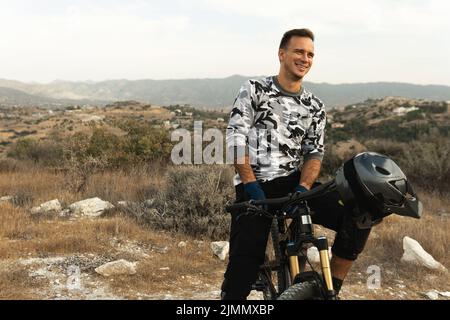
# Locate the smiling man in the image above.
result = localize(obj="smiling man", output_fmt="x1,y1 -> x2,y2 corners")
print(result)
222,29 -> 368,300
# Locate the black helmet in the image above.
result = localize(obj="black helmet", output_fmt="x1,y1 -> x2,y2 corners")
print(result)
335,152 -> 422,228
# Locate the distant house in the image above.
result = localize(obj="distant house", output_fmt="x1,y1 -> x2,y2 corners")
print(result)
185,112 -> 193,117
393,106 -> 418,116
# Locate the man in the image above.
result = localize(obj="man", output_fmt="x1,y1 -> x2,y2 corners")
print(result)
222,28 -> 371,300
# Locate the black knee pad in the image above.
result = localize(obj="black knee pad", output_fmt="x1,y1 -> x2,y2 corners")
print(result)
332,217 -> 372,261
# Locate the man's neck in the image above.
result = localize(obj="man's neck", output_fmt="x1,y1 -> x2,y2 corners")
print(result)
276,71 -> 302,94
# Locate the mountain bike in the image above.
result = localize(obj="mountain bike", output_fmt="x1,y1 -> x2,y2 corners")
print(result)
226,180 -> 338,300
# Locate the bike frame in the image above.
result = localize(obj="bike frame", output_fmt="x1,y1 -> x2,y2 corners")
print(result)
227,180 -> 338,300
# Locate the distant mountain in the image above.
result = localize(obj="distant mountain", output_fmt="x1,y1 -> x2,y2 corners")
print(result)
0,86 -> 62,106
1,76 -> 450,109
0,85 -> 108,108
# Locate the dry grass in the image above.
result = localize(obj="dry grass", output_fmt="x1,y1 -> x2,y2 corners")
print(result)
0,266 -> 46,299
109,236 -> 224,298
0,163 -> 448,299
0,202 -> 162,259
0,164 -> 165,207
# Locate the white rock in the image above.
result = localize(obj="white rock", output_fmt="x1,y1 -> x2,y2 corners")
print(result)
31,199 -> 62,215
177,241 -> 187,248
95,259 -> 137,277
210,241 -> 229,261
438,291 -> 450,298
307,246 -> 332,264
143,199 -> 155,207
69,197 -> 114,217
401,236 -> 447,271
0,195 -> 13,203
424,291 -> 439,300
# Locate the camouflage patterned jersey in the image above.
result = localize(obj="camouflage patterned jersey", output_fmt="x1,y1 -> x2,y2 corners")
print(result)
226,76 -> 326,185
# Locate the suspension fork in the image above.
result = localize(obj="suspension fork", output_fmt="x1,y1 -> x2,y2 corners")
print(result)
315,236 -> 337,299
284,218 -> 301,281
288,256 -> 300,280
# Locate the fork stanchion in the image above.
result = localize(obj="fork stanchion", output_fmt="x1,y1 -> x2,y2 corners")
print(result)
289,255 -> 300,280
316,237 -> 334,292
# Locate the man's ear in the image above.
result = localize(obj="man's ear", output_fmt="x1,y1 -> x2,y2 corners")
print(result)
278,48 -> 284,63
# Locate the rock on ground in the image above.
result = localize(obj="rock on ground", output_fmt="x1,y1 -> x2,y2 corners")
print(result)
69,197 -> 114,217
31,199 -> 62,215
210,241 -> 229,261
95,259 -> 137,277
401,236 -> 447,271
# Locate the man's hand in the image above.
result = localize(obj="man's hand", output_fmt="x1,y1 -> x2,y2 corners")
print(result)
243,181 -> 266,201
294,184 -> 309,193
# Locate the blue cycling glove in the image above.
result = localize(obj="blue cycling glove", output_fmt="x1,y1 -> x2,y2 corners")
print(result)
243,181 -> 266,201
294,185 -> 309,193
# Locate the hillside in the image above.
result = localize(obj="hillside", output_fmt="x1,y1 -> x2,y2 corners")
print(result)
1,76 -> 450,108
327,96 -> 450,142
0,101 -> 227,157
0,96 -> 449,300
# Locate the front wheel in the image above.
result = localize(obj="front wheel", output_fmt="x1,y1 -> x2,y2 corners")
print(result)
277,280 -> 325,300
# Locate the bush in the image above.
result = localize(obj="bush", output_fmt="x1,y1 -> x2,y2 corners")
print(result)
7,138 -> 64,167
7,122 -> 174,170
399,134 -> 450,191
141,165 -> 235,240
363,134 -> 450,192
320,145 -> 344,177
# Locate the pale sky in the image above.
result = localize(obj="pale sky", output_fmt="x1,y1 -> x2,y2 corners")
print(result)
1,0 -> 449,85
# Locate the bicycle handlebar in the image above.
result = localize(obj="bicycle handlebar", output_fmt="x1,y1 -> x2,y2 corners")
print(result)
225,180 -> 336,212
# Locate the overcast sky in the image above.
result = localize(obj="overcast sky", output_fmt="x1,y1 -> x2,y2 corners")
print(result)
1,0 -> 449,85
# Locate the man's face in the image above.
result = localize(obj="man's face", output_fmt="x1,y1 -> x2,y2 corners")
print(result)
278,36 -> 314,80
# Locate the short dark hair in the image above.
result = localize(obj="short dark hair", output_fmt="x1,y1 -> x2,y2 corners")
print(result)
279,28 -> 314,49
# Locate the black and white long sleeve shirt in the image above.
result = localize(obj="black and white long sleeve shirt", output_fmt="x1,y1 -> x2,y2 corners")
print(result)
226,76 -> 326,186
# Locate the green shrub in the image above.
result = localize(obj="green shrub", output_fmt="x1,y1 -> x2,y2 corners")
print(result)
140,165 -> 235,240
7,121 -> 174,170
7,138 -> 64,166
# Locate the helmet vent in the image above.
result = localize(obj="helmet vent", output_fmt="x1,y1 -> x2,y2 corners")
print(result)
375,166 -> 390,175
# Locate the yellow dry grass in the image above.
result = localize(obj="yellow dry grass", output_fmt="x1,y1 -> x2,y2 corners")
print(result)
0,166 -> 448,299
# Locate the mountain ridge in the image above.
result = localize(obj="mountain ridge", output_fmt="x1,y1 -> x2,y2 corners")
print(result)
1,76 -> 449,109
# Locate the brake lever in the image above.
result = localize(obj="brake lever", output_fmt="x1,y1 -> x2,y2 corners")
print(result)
236,204 -> 273,221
